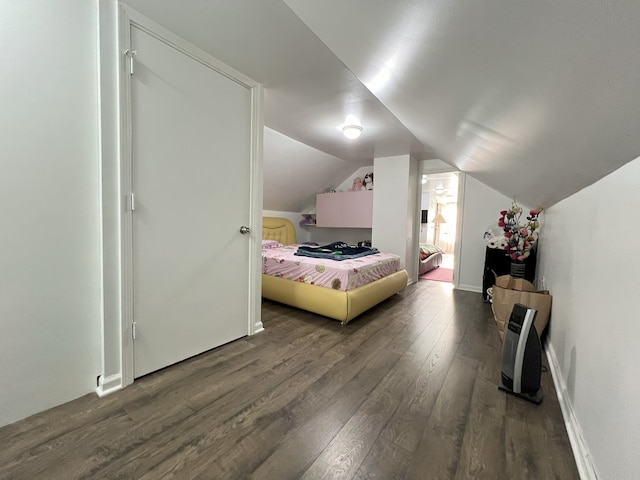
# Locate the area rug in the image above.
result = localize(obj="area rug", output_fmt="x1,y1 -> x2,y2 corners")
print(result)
419,267 -> 453,283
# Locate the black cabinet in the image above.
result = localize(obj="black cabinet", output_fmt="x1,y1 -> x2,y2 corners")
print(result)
482,246 -> 536,301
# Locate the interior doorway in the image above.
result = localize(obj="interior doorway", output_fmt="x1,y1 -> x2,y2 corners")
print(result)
419,172 -> 459,283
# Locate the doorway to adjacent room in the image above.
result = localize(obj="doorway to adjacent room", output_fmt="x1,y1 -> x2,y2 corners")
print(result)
419,172 -> 459,283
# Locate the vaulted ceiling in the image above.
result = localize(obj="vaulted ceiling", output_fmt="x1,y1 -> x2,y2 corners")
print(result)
123,0 -> 640,212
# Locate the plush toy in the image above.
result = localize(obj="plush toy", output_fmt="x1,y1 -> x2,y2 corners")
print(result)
299,214 -> 315,227
350,176 -> 364,191
363,172 -> 373,190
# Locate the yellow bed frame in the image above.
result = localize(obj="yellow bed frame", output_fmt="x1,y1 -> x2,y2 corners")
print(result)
262,217 -> 408,323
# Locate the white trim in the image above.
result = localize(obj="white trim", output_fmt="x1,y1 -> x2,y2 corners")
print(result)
96,0 -> 106,395
546,342 -> 599,480
418,166 -> 462,288
410,156 -> 422,284
120,5 -> 257,89
418,159 -> 458,176
452,171 -> 465,290
249,84 -> 265,336
456,283 -> 483,294
98,0 -> 125,396
95,374 -> 123,398
119,5 -> 135,388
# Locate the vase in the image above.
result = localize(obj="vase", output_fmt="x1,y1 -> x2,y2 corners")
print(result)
510,261 -> 526,279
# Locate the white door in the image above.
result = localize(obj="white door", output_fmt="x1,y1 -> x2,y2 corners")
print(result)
130,25 -> 252,378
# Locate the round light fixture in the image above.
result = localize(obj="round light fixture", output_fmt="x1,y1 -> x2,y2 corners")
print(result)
342,124 -> 363,139
341,114 -> 363,140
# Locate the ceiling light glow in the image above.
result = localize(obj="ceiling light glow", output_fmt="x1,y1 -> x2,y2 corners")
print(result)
341,114 -> 363,140
343,125 -> 363,139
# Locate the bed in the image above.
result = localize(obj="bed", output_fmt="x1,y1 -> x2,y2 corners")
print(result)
419,244 -> 443,275
261,217 -> 408,323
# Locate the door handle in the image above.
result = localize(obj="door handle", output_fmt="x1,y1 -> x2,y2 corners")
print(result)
239,226 -> 251,234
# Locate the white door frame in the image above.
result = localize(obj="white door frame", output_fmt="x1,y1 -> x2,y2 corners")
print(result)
96,4 -> 263,395
417,163 -> 464,290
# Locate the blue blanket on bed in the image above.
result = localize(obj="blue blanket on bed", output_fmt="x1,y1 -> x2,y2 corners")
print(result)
294,242 -> 378,261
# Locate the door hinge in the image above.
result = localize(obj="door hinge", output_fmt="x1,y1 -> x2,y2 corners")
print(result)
124,49 -> 137,75
130,192 -> 135,212
132,322 -> 137,340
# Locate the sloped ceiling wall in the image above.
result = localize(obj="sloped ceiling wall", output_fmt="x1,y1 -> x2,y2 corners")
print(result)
284,0 -> 640,208
123,0 -> 640,212
263,127 -> 371,212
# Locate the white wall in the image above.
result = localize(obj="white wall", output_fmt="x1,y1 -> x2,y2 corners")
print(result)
263,210 -> 310,243
457,175 -> 513,292
335,165 -> 374,192
419,158 -> 454,173
406,156 -> 420,282
538,156 -> 640,480
0,0 -> 102,426
372,155 -> 416,275
98,0 -> 123,396
308,228 -> 371,246
419,189 -> 430,244
262,210 -> 371,246
263,127 -> 362,213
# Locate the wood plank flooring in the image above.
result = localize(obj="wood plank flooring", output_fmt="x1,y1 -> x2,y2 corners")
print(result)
0,281 -> 580,479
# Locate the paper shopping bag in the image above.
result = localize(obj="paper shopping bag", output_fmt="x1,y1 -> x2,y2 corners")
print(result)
491,275 -> 552,340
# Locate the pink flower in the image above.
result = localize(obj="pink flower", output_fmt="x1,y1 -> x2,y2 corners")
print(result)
530,209 -> 538,216
498,219 -> 505,227
517,255 -> 526,262
500,210 -> 508,216
504,232 -> 512,238
520,228 -> 528,236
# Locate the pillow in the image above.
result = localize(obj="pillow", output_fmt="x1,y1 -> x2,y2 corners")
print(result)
262,239 -> 282,249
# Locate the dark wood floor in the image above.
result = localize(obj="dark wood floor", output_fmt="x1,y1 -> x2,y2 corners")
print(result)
0,280 -> 579,479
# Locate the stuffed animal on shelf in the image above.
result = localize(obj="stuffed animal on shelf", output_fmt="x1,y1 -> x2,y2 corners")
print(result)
350,176 -> 365,191
363,172 -> 373,190
299,214 -> 316,227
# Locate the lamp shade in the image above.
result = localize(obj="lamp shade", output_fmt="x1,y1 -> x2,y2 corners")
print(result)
432,213 -> 446,224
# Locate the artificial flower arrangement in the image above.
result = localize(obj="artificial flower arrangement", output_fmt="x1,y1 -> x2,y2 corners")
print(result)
497,202 -> 542,262
484,201 -> 542,262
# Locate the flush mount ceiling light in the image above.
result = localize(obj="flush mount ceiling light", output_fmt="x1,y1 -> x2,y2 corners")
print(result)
343,124 -> 363,139
341,114 -> 363,140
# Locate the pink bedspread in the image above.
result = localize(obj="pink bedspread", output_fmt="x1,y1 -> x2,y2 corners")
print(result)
262,244 -> 400,291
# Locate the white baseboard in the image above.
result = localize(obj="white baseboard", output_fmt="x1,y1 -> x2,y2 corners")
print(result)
253,321 -> 264,335
456,283 -> 483,293
545,342 -> 599,480
95,374 -> 123,398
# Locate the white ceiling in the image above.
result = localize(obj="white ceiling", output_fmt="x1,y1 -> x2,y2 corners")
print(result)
122,0 -> 640,211
422,172 -> 458,198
